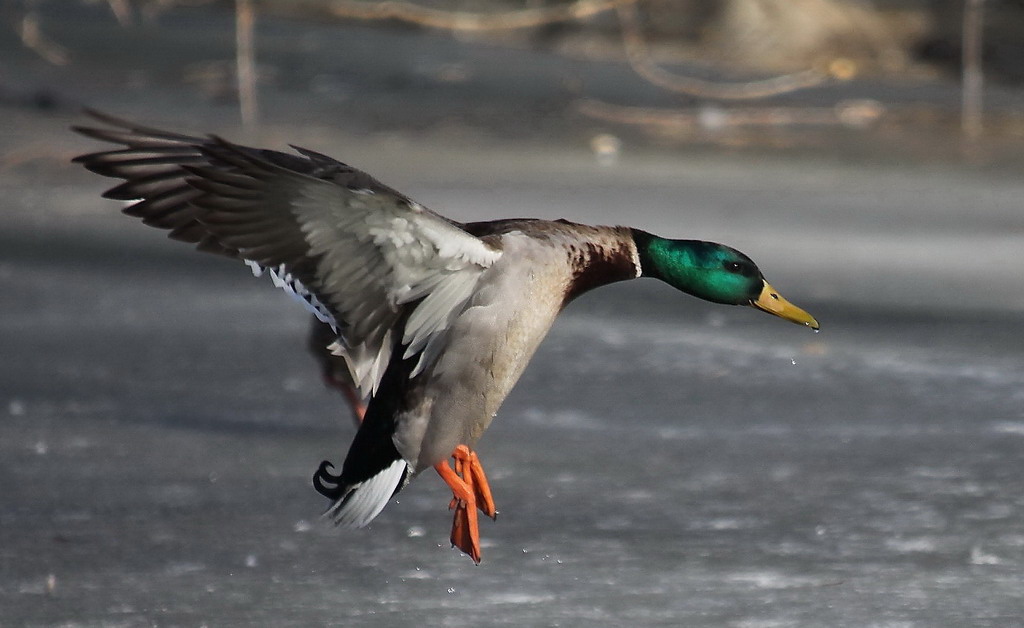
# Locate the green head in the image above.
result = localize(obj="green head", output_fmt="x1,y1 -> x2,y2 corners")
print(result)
631,230 -> 818,329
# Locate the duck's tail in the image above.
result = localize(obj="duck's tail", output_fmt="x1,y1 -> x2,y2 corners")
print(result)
314,458 -> 410,528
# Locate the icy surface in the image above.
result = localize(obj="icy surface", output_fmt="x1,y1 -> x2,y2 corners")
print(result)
3,6 -> 1024,623
4,149 -> 1024,627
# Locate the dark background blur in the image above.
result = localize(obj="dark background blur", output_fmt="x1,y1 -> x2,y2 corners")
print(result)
3,0 -> 1024,162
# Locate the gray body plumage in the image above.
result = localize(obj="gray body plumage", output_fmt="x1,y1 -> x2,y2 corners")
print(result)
392,221 -> 639,473
72,113 -> 641,528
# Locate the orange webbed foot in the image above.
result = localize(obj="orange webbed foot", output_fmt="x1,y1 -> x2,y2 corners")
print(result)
433,445 -> 497,563
324,372 -> 494,561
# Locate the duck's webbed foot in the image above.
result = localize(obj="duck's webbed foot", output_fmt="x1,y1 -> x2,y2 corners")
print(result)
433,445 -> 497,563
312,460 -> 345,500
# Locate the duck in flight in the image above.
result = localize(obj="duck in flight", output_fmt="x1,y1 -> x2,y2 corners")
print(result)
73,112 -> 818,563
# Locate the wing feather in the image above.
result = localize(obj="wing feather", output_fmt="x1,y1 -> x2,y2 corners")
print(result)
74,112 -> 502,394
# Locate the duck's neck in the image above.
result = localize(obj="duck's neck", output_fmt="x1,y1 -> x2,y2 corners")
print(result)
631,229 -> 713,297
563,224 -> 641,303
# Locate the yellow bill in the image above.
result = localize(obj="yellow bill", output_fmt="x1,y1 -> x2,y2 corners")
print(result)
750,281 -> 819,330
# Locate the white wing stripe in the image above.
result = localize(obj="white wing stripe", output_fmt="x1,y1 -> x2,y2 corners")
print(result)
244,260 -> 336,328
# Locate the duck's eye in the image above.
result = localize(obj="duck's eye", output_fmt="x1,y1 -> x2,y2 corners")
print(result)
724,261 -> 743,273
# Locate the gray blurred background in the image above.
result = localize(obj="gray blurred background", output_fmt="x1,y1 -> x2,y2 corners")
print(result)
3,1 -> 1024,626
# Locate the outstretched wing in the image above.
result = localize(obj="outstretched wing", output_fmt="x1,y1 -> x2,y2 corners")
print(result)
73,112 -> 502,394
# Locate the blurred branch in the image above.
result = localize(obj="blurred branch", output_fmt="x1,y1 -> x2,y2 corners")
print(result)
321,0 -> 829,100
17,9 -> 68,65
613,0 -> 829,100
961,0 -> 984,140
578,98 -> 884,131
105,0 -> 134,26
236,0 -> 258,127
0,142 -> 80,170
31,0 -> 837,128
320,0 -> 636,31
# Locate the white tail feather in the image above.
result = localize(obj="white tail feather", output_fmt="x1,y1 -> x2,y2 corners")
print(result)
326,459 -> 408,528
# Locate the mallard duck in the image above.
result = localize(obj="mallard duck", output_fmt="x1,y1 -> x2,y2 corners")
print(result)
73,112 -> 818,563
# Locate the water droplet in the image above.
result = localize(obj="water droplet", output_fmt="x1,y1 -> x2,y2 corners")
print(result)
791,359 -> 797,366
245,554 -> 258,568
446,587 -> 456,594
